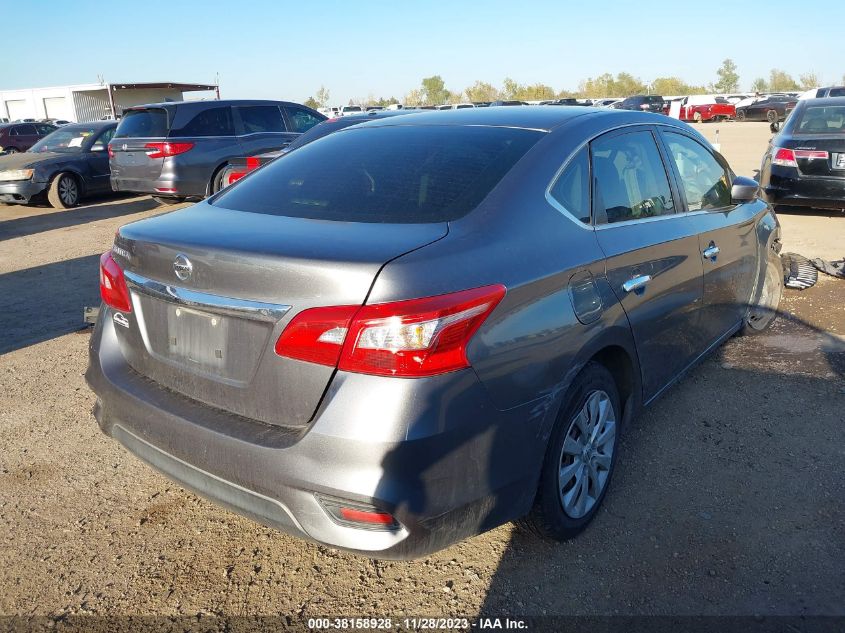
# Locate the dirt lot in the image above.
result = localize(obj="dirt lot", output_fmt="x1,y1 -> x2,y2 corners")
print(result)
0,122 -> 843,627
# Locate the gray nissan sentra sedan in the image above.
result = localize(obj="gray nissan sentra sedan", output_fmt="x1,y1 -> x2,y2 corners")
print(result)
86,107 -> 783,559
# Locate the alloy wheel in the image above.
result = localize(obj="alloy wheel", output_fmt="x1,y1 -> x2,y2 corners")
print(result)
59,176 -> 78,206
558,389 -> 616,519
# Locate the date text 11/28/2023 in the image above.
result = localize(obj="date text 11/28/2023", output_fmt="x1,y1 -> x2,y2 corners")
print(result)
306,617 -> 528,630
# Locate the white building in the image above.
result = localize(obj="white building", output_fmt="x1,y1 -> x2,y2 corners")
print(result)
0,81 -> 218,123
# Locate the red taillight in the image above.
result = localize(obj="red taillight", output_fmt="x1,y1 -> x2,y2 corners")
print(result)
274,305 -> 358,366
227,170 -> 247,185
274,285 -> 506,377
143,142 -> 194,159
99,252 -> 131,312
107,143 -> 115,158
772,147 -> 797,167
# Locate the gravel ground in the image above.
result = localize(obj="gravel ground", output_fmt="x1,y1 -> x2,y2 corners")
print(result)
0,122 -> 843,626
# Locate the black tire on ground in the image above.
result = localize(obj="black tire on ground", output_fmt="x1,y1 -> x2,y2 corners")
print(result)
518,362 -> 622,541
210,167 -> 227,197
766,109 -> 778,124
47,172 -> 80,209
693,111 -> 703,123
741,247 -> 783,335
151,196 -> 187,206
4,147 -> 19,154
736,110 -> 746,122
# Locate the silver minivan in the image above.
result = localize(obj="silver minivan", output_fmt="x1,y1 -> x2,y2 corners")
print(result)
109,99 -> 325,204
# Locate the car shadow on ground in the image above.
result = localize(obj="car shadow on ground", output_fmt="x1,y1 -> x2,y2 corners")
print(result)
0,254 -> 101,354
0,195 -> 160,242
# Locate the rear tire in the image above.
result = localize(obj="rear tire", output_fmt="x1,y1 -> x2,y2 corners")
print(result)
766,109 -> 778,124
4,147 -> 19,154
518,362 -> 621,541
736,110 -> 746,122
741,248 -> 783,335
209,167 -> 226,196
47,172 -> 80,209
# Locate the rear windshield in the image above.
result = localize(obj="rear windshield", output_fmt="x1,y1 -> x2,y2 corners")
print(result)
794,105 -> 845,134
114,108 -> 168,138
213,125 -> 543,223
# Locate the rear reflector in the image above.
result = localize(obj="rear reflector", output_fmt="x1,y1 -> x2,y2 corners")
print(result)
144,142 -> 194,159
316,496 -> 399,530
154,187 -> 178,193
275,285 -> 506,377
339,507 -> 396,525
107,144 -> 115,158
772,147 -> 798,167
99,252 -> 131,312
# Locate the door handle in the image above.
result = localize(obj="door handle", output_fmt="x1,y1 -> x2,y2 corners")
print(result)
622,275 -> 652,293
702,245 -> 720,259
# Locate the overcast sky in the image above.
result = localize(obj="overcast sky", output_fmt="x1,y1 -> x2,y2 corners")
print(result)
3,0 -> 843,103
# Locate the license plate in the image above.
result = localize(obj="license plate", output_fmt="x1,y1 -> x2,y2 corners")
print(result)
166,305 -> 228,369
834,153 -> 845,170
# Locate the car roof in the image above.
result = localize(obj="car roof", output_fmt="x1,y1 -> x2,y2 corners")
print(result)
802,96 -> 845,106
348,105 -> 650,132
123,99 -> 306,110
62,120 -> 117,130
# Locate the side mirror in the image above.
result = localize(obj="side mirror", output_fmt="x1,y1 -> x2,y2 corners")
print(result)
731,176 -> 759,203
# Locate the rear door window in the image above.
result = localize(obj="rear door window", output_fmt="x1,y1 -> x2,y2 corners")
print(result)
591,130 -> 676,225
115,108 -> 169,138
213,125 -> 543,223
236,106 -> 286,134
663,132 -> 732,210
170,107 -> 234,137
284,107 -> 324,133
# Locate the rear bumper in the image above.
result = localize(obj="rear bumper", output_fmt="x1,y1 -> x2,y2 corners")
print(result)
110,176 -> 206,199
763,170 -> 845,210
85,307 -> 546,559
0,180 -> 48,204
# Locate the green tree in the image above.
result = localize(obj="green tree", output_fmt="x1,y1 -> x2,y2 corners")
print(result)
769,69 -> 799,92
713,59 -> 740,93
303,97 -> 320,110
404,88 -> 424,106
464,81 -> 499,102
651,77 -> 707,96
799,72 -> 820,90
579,72 -> 646,98
315,85 -> 330,107
421,75 -> 451,105
501,77 -> 522,100
519,83 -> 556,101
750,77 -> 769,93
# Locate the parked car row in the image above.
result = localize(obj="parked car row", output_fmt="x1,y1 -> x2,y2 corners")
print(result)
0,121 -> 57,154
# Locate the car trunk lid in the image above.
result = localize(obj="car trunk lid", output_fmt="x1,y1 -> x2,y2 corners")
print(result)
109,106 -> 174,187
111,202 -> 448,427
784,136 -> 845,178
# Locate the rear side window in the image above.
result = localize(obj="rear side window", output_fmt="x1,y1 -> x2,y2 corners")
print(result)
284,107 -> 323,133
828,88 -> 845,97
549,147 -> 590,223
170,107 -> 234,137
663,132 -> 731,210
213,125 -> 543,223
591,130 -> 675,225
237,106 -> 285,134
114,108 -> 168,138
